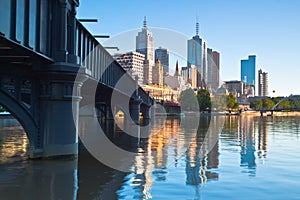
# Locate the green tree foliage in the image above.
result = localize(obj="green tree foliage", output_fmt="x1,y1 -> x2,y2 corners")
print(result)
179,88 -> 198,111
226,94 -> 239,110
261,98 -> 275,109
197,89 -> 211,111
251,97 -> 300,110
211,96 -> 227,111
250,99 -> 263,109
277,100 -> 291,109
271,97 -> 282,105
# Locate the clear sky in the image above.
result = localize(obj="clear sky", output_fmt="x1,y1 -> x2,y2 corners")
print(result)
77,0 -> 300,96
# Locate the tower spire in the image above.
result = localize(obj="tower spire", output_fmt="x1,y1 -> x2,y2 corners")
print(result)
174,60 -> 179,76
196,15 -> 199,36
143,16 -> 147,28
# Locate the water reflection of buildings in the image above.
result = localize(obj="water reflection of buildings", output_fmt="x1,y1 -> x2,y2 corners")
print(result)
117,117 -> 220,198
123,119 -> 181,199
238,116 -> 269,176
185,116 -> 219,185
239,116 -> 256,172
258,118 -> 268,159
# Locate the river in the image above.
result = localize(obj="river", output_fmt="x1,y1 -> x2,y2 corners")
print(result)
0,115 -> 300,200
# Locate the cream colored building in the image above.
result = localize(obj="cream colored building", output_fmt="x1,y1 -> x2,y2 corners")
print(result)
152,60 -> 163,86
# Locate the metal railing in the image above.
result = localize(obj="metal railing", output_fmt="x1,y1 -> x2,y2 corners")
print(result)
75,19 -> 153,105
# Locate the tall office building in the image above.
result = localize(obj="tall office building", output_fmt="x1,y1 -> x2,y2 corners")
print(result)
207,48 -> 213,90
136,16 -> 154,84
136,16 -> 154,65
212,51 -> 220,90
155,47 -> 169,75
258,69 -> 268,96
206,48 -> 220,91
187,21 -> 207,87
114,51 -> 145,85
241,55 -> 256,87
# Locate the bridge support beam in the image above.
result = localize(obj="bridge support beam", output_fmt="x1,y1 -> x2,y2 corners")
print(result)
129,97 -> 142,124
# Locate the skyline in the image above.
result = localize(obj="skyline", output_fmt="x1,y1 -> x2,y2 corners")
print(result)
77,0 -> 300,96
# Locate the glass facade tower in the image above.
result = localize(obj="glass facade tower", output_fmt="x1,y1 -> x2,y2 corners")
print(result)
187,35 -> 207,85
241,55 -> 256,87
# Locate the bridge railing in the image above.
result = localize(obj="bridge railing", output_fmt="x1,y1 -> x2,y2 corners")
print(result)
75,20 -> 152,105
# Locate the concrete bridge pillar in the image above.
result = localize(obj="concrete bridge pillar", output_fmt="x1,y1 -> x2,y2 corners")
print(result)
36,64 -> 85,158
129,97 -> 142,124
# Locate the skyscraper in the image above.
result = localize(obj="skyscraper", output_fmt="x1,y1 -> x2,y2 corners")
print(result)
241,55 -> 256,87
258,69 -> 268,96
155,47 -> 169,75
212,51 -> 220,90
187,21 -> 207,87
136,16 -> 154,65
136,16 -> 154,84
201,48 -> 220,91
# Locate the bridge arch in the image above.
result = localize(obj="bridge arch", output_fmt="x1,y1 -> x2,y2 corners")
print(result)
272,95 -> 300,110
0,90 -> 38,152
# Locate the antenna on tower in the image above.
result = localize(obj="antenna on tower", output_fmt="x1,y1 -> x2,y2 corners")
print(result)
196,15 -> 199,36
143,16 -> 147,28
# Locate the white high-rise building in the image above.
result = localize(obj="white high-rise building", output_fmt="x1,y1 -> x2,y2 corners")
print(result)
114,51 -> 145,85
258,69 -> 268,97
136,16 -> 154,84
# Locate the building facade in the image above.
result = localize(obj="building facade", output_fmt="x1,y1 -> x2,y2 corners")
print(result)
224,80 -> 245,97
152,60 -> 164,86
241,55 -> 256,87
258,69 -> 268,96
114,51 -> 145,85
190,65 -> 198,88
212,51 -> 220,90
155,47 -> 169,75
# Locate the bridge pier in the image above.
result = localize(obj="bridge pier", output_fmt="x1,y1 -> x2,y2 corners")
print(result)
129,97 -> 142,124
34,64 -> 84,158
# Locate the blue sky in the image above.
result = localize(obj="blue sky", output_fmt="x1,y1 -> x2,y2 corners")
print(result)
77,0 -> 300,96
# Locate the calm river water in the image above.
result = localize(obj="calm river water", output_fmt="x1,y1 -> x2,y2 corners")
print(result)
0,115 -> 300,200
